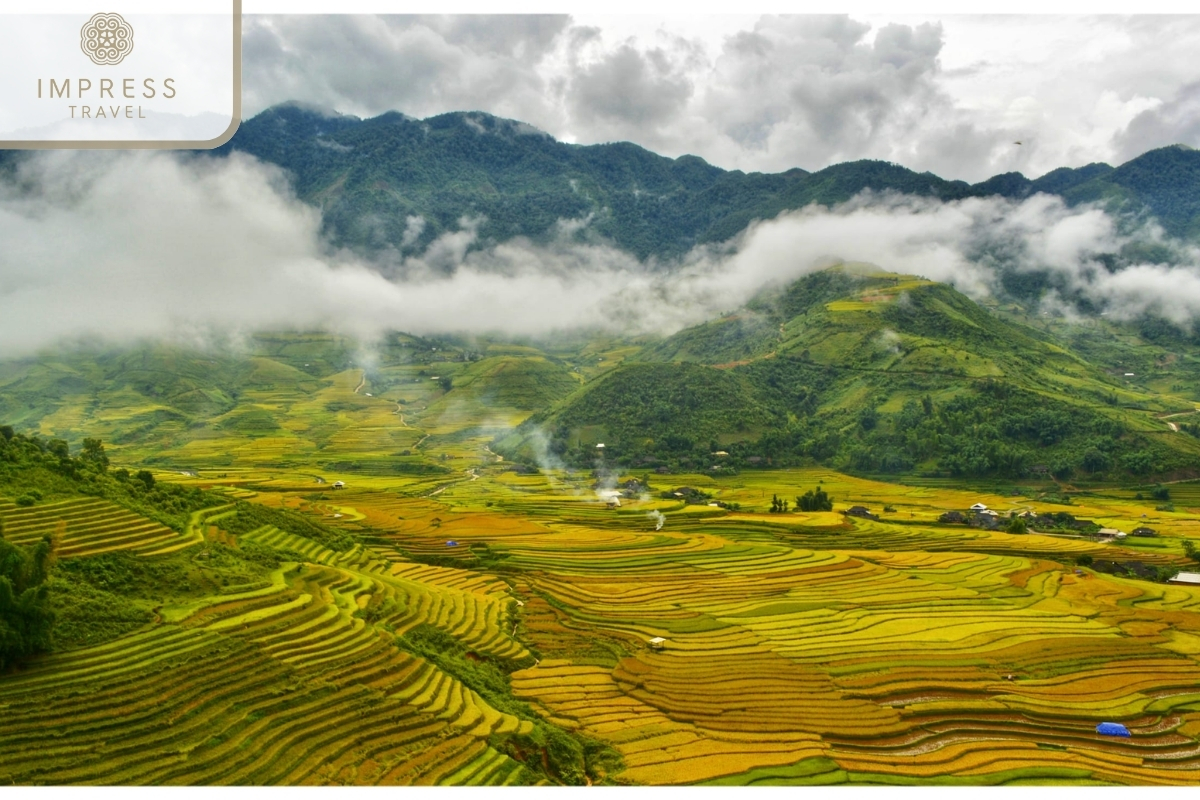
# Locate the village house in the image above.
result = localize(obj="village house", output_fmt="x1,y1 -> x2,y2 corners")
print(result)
846,506 -> 878,520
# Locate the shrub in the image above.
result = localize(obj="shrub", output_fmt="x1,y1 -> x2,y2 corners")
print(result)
15,494 -> 36,507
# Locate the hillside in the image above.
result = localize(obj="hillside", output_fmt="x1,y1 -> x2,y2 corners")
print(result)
503,266 -> 1200,480
213,104 -> 1200,260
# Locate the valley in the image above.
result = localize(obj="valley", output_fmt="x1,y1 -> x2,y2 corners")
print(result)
4,267 -> 1200,785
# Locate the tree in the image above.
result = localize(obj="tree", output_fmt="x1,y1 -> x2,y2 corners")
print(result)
135,470 -> 155,490
1082,448 -> 1110,473
80,438 -> 109,471
1006,515 -> 1027,534
0,534 -> 57,671
1184,540 -> 1199,563
797,487 -> 833,512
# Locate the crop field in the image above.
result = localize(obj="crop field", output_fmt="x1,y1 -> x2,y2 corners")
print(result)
21,460 -> 1180,786
0,498 -> 201,558
5,331 -> 1200,786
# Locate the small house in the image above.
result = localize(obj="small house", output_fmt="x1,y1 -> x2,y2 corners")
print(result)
606,495 -> 621,508
445,540 -> 459,547
1131,527 -> 1157,537
846,506 -> 878,520
1168,572 -> 1200,586
1096,722 -> 1131,737
970,503 -> 988,511
648,637 -> 666,650
595,443 -> 605,449
332,480 -> 345,489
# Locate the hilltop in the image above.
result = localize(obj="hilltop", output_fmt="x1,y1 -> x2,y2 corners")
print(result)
500,266 -> 1200,480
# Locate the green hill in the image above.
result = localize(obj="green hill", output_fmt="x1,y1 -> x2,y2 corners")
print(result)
502,266 -> 1200,480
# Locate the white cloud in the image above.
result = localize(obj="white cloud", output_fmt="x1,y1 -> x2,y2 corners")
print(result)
238,14 -> 1200,182
3,151 -> 1199,358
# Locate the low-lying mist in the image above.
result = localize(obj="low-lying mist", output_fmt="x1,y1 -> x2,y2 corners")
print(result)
1,150 -> 1198,358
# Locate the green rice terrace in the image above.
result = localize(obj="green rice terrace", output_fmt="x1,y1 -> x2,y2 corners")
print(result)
5,268 -> 1200,785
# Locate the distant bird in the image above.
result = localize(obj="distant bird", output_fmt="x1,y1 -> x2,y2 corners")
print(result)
1014,141 -> 1023,145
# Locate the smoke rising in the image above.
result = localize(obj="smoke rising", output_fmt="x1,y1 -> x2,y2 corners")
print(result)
2,150 -> 1199,358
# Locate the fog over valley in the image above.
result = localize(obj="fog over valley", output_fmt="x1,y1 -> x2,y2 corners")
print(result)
1,142 -> 1200,356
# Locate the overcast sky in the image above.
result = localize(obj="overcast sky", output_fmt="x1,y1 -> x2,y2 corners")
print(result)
240,14 -> 1200,183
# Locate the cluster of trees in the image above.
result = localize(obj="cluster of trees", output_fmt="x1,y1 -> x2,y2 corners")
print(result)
0,426 -> 218,532
767,487 -> 832,514
0,521 -> 56,671
797,486 -> 833,511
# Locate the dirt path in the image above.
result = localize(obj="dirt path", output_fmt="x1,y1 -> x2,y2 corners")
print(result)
394,403 -> 411,427
1168,421 -> 1179,432
484,446 -> 503,463
353,371 -> 366,394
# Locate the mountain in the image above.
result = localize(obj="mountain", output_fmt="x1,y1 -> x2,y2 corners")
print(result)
499,265 -> 1200,480
216,104 -> 1200,260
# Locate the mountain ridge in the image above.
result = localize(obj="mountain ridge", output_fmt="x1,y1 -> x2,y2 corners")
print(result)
215,103 -> 1200,260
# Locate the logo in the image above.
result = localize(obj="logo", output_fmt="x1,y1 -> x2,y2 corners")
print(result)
80,13 -> 134,66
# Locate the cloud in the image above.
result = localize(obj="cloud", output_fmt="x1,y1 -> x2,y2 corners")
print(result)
702,18 -> 946,163
2,150 -> 1199,359
242,15 -> 571,129
236,14 -> 1200,183
1113,81 -> 1200,162
568,43 -> 694,133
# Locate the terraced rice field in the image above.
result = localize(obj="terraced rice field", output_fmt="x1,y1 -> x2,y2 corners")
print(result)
5,461 -> 1200,785
0,498 -> 200,558
0,515 -> 536,785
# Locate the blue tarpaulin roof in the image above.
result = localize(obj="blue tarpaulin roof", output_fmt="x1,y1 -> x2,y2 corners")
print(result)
445,540 -> 458,547
1096,722 -> 1131,737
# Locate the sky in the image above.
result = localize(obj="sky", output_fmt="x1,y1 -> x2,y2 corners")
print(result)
239,13 -> 1200,183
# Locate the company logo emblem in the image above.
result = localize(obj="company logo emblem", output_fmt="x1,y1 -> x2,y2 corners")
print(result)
80,13 -> 134,66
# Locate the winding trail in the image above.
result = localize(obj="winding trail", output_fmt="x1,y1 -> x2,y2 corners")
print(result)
1154,409 -> 1197,432
393,402 -> 411,427
353,371 -> 366,394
